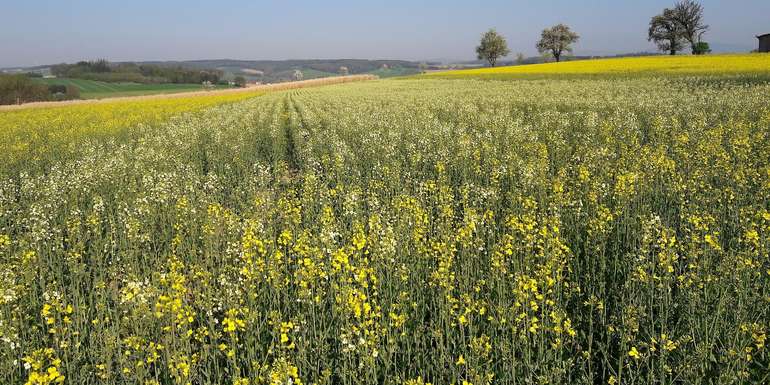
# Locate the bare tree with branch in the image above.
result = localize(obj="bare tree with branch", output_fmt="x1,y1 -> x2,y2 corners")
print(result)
671,0 -> 709,54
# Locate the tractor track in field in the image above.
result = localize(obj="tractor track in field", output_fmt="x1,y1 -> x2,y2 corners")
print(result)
281,96 -> 301,173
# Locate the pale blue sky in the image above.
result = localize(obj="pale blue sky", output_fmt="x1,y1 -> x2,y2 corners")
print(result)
1,0 -> 767,67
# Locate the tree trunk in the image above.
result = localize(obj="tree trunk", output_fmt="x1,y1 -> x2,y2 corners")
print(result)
670,50 -> 676,55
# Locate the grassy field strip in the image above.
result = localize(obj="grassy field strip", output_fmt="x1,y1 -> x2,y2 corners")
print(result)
37,78 -> 226,99
74,78 -> 118,92
40,78 -> 116,92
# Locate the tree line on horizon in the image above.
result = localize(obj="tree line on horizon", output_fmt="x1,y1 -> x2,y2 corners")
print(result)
0,60 -> 240,105
0,74 -> 80,106
51,60 -> 225,85
476,0 -> 711,67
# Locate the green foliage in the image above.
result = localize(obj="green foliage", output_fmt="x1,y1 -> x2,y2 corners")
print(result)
65,84 -> 80,99
51,60 -> 223,85
0,74 -> 50,105
694,41 -> 711,55
476,29 -> 511,67
536,24 -> 580,62
367,66 -> 421,78
47,84 -> 67,94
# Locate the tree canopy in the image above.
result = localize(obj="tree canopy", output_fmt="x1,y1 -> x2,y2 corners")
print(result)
476,29 -> 511,67
536,24 -> 579,63
671,0 -> 709,54
648,8 -> 686,55
0,74 -> 51,105
648,1 -> 708,55
51,60 -> 223,84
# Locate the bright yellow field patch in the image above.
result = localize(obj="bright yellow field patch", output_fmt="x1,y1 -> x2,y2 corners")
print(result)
0,91 -> 262,170
0,91 -> 262,133
426,54 -> 770,78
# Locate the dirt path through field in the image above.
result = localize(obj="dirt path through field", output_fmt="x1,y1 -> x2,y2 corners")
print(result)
0,75 -> 376,111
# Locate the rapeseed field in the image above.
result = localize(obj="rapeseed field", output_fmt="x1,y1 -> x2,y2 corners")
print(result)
1,63 -> 769,384
425,54 -> 770,79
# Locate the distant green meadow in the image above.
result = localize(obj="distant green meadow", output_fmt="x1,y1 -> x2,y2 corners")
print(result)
368,67 -> 421,78
36,78 -> 232,99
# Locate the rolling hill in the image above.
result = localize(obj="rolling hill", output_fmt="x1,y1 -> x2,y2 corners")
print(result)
36,78 -> 232,99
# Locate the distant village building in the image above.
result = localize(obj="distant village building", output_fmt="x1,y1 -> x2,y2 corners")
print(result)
758,34 -> 770,53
